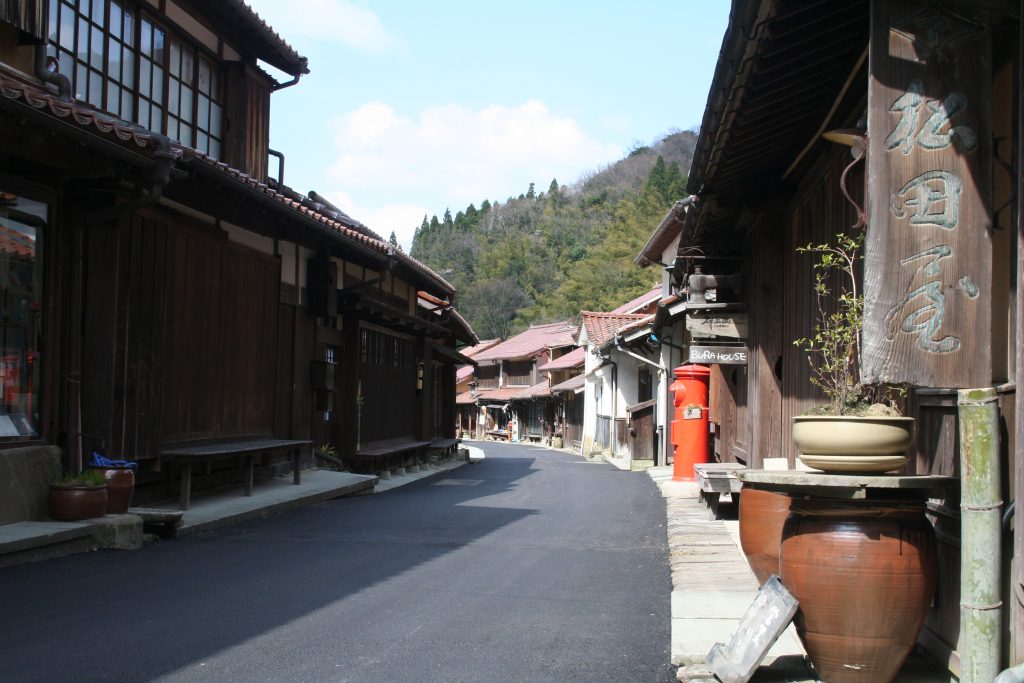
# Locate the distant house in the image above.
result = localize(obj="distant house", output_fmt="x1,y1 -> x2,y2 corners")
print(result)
539,346 -> 585,448
0,0 -> 474,517
454,339 -> 500,439
470,322 -> 577,442
578,311 -> 654,467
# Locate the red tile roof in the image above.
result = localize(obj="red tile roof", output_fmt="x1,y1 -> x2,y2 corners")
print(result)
473,321 -> 578,362
550,374 -> 585,393
580,311 -> 647,347
461,339 -> 501,358
456,365 -> 475,382
538,346 -> 585,371
475,386 -> 526,402
0,224 -> 36,259
610,286 -> 661,314
513,380 -> 552,400
455,390 -> 476,405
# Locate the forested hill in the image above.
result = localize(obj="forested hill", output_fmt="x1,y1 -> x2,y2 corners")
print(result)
408,130 -> 697,340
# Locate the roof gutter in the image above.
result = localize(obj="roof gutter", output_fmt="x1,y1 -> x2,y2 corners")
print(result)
270,58 -> 307,91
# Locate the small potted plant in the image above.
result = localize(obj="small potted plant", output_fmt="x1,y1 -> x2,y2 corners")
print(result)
48,469 -> 108,521
792,229 -> 913,472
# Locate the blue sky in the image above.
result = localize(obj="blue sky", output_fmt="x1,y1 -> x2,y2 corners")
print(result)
243,1 -> 731,249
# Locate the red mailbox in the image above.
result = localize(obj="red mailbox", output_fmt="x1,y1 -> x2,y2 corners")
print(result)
670,364 -> 711,481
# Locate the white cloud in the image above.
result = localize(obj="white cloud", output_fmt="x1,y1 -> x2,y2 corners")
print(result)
244,0 -> 398,52
322,99 -> 622,241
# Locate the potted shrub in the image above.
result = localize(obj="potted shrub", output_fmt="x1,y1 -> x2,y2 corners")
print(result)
48,469 -> 108,521
793,229 -> 913,472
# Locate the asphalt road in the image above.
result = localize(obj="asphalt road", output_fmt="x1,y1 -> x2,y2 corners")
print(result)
0,442 -> 673,682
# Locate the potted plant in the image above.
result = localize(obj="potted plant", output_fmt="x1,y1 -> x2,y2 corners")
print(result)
792,229 -> 913,472
48,469 -> 108,521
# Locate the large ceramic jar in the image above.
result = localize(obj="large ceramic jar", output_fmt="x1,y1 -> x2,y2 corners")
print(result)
93,466 -> 135,513
738,488 -> 791,585
779,499 -> 937,683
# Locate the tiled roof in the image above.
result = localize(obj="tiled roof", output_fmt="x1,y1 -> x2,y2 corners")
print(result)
0,69 -> 457,298
473,321 -> 578,362
461,339 -> 501,358
0,224 -> 36,259
580,311 -> 647,347
456,365 -> 475,382
455,390 -> 476,405
610,286 -> 662,314
618,314 -> 656,335
551,374 -> 585,393
220,1 -> 309,76
475,386 -> 527,402
512,380 -> 552,400
538,346 -> 585,371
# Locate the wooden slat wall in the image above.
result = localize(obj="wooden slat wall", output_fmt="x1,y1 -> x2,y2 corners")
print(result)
358,327 -> 416,443
81,210 -> 281,455
224,63 -> 270,180
781,149 -> 864,465
747,213 -> 784,467
160,221 -> 280,442
1,0 -> 46,42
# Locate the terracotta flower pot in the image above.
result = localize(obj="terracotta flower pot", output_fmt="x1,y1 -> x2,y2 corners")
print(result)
48,484 -> 108,521
779,499 -> 937,683
90,466 -> 135,513
792,416 -> 914,473
739,488 -> 792,585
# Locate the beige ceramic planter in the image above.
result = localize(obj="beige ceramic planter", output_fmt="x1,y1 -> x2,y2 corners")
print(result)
792,415 -> 914,473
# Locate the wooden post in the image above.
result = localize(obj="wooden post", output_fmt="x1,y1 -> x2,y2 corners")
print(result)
338,313 -> 360,458
1014,0 -> 1024,663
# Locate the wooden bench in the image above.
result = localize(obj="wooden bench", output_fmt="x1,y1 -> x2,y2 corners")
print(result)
354,437 -> 431,473
694,462 -> 746,519
161,438 -> 312,510
486,429 -> 509,441
427,437 -> 460,458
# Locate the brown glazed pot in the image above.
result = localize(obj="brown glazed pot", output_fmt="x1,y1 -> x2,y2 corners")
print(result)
739,488 -> 792,585
91,467 -> 135,513
779,499 -> 938,683
48,485 -> 108,521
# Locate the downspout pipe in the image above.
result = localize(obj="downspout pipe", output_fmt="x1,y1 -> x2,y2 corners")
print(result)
958,387 -> 1003,683
34,45 -> 72,103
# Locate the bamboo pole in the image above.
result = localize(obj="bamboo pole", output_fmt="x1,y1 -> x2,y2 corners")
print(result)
958,387 -> 1003,683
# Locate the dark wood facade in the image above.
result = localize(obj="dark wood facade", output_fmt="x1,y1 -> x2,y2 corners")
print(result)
0,0 -> 472,510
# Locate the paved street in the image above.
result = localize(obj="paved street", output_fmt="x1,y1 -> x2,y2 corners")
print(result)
0,442 -> 673,682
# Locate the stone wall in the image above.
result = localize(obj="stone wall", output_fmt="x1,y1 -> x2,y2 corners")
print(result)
0,446 -> 62,524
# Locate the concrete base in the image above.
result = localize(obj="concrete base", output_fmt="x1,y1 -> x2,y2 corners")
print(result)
0,445 -> 63,525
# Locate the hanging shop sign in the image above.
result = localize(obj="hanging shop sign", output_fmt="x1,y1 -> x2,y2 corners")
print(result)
862,0 -> 991,386
689,345 -> 749,365
686,312 -> 748,340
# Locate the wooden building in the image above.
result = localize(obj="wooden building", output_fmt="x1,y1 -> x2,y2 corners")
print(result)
471,321 -> 577,442
661,0 -> 1022,672
0,0 -> 473,513
454,338 -> 498,439
540,346 -> 585,448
